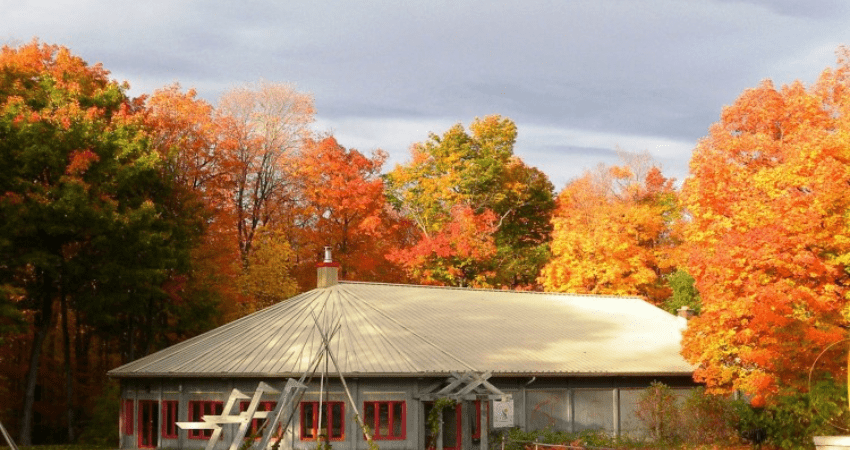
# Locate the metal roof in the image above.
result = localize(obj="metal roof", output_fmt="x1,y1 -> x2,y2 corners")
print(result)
109,282 -> 693,378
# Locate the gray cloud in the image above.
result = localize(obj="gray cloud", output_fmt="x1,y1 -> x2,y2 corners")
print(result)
4,0 -> 850,187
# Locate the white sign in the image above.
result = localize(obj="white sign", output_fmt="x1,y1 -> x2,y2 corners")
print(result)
492,397 -> 514,428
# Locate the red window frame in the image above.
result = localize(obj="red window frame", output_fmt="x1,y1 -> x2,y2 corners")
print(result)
363,401 -> 405,440
122,399 -> 134,435
162,401 -> 179,439
300,401 -> 345,441
240,401 -> 280,438
188,400 -> 223,439
471,400 -> 490,440
138,400 -> 159,448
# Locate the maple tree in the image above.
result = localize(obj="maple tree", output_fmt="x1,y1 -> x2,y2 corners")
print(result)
292,136 -> 406,289
539,152 -> 680,304
680,50 -> 850,404
144,85 -> 243,320
386,115 -> 555,288
0,41 -> 205,443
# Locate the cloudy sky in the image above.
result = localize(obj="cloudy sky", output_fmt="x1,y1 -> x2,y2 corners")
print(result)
5,0 -> 850,188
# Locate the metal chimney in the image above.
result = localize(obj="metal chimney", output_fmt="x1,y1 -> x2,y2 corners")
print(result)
316,245 -> 340,288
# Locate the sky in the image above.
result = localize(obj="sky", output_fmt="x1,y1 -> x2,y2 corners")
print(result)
4,0 -> 850,189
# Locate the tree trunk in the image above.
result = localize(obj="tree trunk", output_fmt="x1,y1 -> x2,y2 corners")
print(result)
61,291 -> 75,442
19,287 -> 53,446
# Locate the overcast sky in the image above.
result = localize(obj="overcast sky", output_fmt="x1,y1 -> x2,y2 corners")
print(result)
5,0 -> 850,189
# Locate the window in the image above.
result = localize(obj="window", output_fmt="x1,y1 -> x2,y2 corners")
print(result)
363,401 -> 405,440
162,401 -> 179,439
122,400 -> 134,435
471,400 -> 490,440
240,401 -> 280,438
300,401 -> 345,441
188,401 -> 223,439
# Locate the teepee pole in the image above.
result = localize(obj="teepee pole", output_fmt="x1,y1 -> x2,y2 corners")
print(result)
0,419 -> 19,450
310,312 -> 374,442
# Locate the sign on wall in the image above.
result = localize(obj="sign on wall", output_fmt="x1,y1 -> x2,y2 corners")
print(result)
492,396 -> 514,428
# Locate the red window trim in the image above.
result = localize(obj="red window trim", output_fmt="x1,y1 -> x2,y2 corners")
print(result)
363,401 -> 406,440
122,399 -> 134,435
188,400 -> 223,439
138,400 -> 158,449
240,401 -> 280,438
472,400 -> 490,440
162,400 -> 179,439
300,401 -> 345,441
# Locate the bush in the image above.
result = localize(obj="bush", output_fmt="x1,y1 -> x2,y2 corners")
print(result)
635,381 -> 681,444
681,387 -> 739,444
735,378 -> 849,450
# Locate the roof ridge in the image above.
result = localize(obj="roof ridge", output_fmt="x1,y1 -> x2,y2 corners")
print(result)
338,280 -> 645,300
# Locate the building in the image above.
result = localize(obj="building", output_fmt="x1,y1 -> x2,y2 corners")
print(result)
109,261 -> 695,450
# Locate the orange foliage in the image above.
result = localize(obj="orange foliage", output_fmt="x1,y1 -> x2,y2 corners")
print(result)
292,136 -> 407,288
681,49 -> 850,401
539,155 -> 680,304
388,205 -> 497,286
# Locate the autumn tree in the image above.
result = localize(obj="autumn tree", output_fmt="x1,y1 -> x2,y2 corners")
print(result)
144,85 -> 242,320
681,49 -> 850,404
240,228 -> 297,311
386,115 -> 555,288
217,81 -> 315,266
0,42 -> 204,443
292,136 -> 406,289
539,152 -> 680,304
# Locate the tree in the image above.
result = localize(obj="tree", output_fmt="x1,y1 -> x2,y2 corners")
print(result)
239,228 -> 297,312
144,85 -> 241,321
293,136 -> 406,288
216,81 -> 314,266
539,153 -> 680,304
680,49 -> 850,404
0,41 -> 202,444
386,115 -> 555,288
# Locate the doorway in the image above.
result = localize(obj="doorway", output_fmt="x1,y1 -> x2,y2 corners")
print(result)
138,400 -> 159,448
424,402 -> 461,450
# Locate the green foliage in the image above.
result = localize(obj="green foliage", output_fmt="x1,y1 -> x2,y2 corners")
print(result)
735,379 -> 850,450
662,269 -> 701,315
495,426 -> 643,450
386,115 -> 555,288
353,413 -> 379,450
77,380 -> 119,446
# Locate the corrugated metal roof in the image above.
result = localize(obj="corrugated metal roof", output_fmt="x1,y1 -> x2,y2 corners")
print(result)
109,282 -> 693,378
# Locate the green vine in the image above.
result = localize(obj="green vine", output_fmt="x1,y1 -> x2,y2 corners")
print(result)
427,397 -> 457,449
315,431 -> 332,450
354,413 -> 380,450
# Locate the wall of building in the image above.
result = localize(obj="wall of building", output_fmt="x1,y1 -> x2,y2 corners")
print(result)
118,375 -> 695,450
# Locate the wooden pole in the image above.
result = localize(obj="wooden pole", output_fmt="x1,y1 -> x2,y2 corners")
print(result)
310,312 -> 374,442
0,419 -> 19,450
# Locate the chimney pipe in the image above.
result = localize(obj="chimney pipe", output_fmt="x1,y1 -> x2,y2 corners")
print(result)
316,246 -> 340,288
677,306 -> 696,320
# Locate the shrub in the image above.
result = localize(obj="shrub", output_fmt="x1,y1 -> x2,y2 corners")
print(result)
680,387 -> 739,444
635,381 -> 681,443
735,378 -> 849,450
